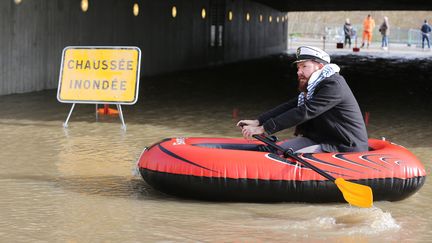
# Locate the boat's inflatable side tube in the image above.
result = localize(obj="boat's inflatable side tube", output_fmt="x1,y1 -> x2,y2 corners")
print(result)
140,168 -> 426,202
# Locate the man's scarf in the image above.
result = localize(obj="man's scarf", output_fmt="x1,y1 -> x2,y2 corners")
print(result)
297,64 -> 340,106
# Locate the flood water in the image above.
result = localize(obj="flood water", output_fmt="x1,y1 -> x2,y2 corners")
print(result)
1,54 -> 431,242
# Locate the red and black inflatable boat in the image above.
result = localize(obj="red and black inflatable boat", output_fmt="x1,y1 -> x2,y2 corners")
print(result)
137,137 -> 426,202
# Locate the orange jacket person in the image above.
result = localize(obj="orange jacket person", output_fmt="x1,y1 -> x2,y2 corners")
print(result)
361,15 -> 375,48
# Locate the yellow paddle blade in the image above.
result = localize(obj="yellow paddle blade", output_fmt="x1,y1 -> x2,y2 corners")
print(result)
335,178 -> 373,208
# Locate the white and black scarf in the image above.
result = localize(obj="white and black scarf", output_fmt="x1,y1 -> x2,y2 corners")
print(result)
297,64 -> 340,106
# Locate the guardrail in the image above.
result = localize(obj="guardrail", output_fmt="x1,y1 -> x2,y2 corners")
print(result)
407,29 -> 423,48
289,23 -> 421,47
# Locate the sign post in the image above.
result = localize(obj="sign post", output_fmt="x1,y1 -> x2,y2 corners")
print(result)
57,46 -> 141,130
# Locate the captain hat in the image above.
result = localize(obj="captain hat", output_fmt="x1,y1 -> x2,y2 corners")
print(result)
294,46 -> 330,64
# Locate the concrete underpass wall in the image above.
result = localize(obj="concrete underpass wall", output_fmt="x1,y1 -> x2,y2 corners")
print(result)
0,0 -> 286,95
225,0 -> 287,62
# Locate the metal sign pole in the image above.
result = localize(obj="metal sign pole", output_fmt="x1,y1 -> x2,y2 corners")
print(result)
117,104 -> 126,130
63,103 -> 76,128
95,104 -> 99,121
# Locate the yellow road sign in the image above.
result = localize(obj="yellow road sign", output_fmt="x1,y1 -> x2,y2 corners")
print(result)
57,46 -> 141,104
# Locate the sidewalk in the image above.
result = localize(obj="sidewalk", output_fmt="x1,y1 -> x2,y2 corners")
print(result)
287,38 -> 432,59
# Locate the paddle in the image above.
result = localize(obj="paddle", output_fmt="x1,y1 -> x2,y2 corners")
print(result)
253,134 -> 373,208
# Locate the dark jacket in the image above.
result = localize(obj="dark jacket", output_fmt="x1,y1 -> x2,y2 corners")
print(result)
343,23 -> 352,37
421,23 -> 432,34
379,22 -> 389,36
258,73 -> 368,153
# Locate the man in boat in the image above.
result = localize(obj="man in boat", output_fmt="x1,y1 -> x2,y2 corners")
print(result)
237,46 -> 368,153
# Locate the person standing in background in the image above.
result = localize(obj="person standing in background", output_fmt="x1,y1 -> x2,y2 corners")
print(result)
361,15 -> 375,48
343,18 -> 353,48
379,16 -> 390,50
421,19 -> 431,49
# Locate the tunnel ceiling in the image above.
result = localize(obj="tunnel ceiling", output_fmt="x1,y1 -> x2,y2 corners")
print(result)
253,0 -> 432,11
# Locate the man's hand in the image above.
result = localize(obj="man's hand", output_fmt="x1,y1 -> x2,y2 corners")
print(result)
236,119 -> 259,128
241,125 -> 264,139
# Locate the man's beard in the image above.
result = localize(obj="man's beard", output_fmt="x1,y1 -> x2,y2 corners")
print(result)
298,78 -> 308,92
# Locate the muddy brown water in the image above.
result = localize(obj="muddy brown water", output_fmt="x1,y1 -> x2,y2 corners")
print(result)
0,54 -> 431,242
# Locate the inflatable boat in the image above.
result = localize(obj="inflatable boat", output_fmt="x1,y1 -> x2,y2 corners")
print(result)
137,137 -> 426,202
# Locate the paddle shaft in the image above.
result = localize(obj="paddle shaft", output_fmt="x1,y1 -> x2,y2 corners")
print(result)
253,135 -> 336,182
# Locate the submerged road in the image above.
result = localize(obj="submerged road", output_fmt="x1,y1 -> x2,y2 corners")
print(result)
0,53 -> 431,242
